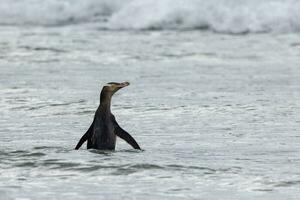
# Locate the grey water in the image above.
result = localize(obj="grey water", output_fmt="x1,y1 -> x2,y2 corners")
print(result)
1,1 -> 300,199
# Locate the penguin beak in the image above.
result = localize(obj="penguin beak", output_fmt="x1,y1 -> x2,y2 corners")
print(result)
119,82 -> 130,88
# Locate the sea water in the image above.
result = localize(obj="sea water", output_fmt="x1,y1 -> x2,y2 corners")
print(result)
0,0 -> 300,199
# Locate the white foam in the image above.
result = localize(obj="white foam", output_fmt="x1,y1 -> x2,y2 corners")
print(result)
0,0 -> 125,26
108,0 -> 300,33
0,0 -> 300,33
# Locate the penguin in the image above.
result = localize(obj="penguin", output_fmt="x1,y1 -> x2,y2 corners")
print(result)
75,82 -> 141,150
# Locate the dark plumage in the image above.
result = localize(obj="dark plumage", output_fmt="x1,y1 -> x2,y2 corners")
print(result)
75,82 -> 141,150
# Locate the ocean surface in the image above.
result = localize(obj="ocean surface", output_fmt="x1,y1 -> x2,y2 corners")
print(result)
0,0 -> 300,199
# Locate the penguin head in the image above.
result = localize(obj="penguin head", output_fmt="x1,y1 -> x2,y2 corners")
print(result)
102,82 -> 130,96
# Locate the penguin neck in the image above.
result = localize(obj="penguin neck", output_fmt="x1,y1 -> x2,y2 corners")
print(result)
100,90 -> 113,113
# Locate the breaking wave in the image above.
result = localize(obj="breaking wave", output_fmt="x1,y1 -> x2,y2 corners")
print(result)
1,0 -> 300,34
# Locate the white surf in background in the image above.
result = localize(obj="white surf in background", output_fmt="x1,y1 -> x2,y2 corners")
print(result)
1,0 -> 300,199
0,0 -> 300,33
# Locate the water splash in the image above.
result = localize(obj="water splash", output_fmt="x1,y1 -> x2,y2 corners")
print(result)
0,0 -> 300,33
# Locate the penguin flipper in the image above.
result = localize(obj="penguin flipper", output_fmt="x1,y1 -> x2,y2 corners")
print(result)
114,121 -> 141,150
75,121 -> 94,150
